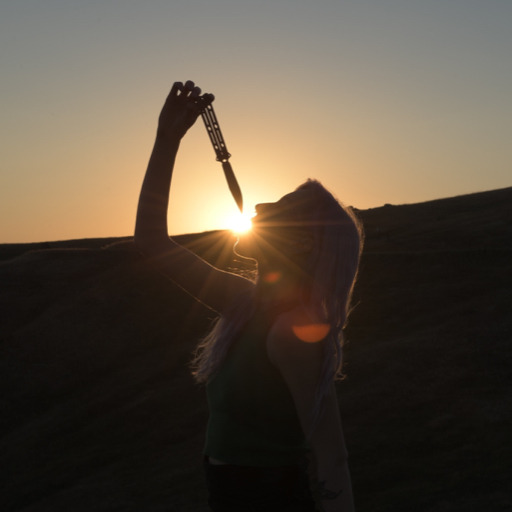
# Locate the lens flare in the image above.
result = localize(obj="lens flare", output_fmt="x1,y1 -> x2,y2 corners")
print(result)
263,271 -> 282,283
292,323 -> 330,343
225,211 -> 253,234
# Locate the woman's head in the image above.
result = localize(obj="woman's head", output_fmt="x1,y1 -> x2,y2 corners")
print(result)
240,179 -> 363,324
294,180 -> 363,326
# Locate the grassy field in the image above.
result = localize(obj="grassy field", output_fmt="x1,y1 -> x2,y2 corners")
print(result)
1,187 -> 511,511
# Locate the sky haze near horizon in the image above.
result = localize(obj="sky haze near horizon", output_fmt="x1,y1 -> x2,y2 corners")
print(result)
1,0 -> 511,243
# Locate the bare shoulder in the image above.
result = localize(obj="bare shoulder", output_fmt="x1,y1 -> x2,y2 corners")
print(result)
266,305 -> 326,369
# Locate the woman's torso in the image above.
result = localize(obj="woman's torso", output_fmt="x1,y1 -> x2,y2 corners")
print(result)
204,305 -> 309,467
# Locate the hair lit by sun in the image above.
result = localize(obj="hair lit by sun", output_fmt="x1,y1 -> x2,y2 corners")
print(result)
224,211 -> 253,234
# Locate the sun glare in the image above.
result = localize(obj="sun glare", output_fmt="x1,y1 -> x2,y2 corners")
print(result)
225,211 -> 253,234
292,324 -> 330,343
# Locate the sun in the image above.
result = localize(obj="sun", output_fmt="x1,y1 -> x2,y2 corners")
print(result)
224,211 -> 253,234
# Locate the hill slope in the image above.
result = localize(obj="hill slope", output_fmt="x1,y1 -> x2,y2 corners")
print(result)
1,188 -> 511,511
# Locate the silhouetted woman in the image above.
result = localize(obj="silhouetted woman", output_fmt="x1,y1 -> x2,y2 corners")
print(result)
135,81 -> 362,512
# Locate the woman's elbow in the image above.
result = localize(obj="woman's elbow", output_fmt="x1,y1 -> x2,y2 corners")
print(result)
134,229 -> 175,260
134,229 -> 159,257
133,227 -> 148,254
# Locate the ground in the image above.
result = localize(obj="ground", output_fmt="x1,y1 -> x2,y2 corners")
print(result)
1,187 -> 511,511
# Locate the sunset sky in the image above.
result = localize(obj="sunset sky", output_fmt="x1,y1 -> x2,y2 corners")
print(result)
1,0 -> 511,243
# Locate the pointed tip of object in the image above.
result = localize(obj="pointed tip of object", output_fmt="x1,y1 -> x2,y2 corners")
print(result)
221,161 -> 244,214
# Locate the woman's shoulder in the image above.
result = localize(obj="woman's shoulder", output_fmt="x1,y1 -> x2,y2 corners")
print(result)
266,305 -> 326,367
271,303 -> 329,340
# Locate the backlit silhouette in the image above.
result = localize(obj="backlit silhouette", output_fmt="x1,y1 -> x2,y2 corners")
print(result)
135,80 -> 363,511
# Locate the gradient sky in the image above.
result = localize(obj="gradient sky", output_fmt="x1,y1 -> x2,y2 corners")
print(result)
1,0 -> 511,243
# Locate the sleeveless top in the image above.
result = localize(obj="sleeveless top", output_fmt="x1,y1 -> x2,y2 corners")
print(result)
204,305 -> 309,467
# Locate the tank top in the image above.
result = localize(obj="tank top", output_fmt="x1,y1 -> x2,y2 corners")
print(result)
204,305 -> 309,467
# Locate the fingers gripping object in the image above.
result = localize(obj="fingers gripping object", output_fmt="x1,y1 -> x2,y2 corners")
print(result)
200,103 -> 244,213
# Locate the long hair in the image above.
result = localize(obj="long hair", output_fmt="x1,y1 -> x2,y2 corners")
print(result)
192,179 -> 363,423
298,180 -> 363,421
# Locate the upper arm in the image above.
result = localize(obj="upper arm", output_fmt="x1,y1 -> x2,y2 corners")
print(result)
267,313 -> 347,459
266,312 -> 324,435
137,237 -> 254,314
268,313 -> 353,510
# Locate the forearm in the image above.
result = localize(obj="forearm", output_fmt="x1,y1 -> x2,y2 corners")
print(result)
316,458 -> 355,512
308,386 -> 355,511
135,81 -> 213,252
135,134 -> 180,250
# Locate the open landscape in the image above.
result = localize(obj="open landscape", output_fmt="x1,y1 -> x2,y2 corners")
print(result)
2,187 -> 511,511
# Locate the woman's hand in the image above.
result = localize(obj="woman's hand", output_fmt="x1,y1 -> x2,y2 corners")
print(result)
157,80 -> 214,141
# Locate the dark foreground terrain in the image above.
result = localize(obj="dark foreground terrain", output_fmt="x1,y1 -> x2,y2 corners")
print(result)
1,187 -> 512,511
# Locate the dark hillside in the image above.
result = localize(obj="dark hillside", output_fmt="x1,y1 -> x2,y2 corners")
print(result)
1,187 -> 511,511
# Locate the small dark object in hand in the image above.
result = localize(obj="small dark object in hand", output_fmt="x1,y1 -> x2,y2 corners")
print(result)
201,104 -> 244,213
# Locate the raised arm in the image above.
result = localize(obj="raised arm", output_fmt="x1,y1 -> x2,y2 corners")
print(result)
134,81 -> 253,313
